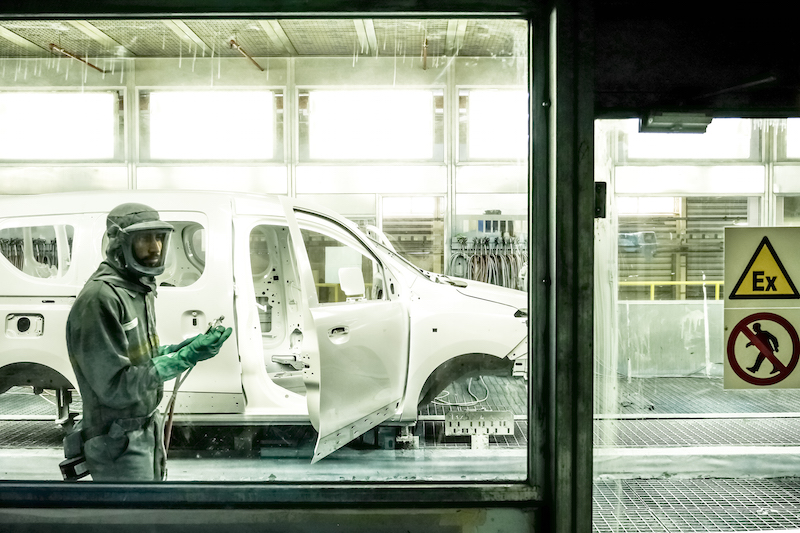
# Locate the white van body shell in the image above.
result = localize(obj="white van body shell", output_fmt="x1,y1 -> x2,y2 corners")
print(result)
0,191 -> 527,460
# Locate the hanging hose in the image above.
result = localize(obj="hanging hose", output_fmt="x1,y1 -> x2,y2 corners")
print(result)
163,315 -> 225,455
449,234 -> 527,289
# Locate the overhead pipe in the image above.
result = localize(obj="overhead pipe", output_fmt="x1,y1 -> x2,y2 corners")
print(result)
48,44 -> 106,74
229,39 -> 264,72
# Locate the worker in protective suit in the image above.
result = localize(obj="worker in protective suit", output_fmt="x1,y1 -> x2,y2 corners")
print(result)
65,203 -> 232,481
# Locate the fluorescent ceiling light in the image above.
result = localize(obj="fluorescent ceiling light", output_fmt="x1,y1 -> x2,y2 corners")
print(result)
309,90 -> 433,160
150,91 -> 273,160
639,111 -> 713,133
0,92 -> 114,160
625,118 -> 753,159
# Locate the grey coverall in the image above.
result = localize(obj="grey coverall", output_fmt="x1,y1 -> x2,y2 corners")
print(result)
66,261 -> 168,481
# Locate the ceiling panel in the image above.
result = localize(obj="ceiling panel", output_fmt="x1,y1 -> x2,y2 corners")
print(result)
0,19 -> 526,59
184,20 -> 284,57
458,20 -> 526,57
0,20 -> 107,58
373,19 -> 449,58
278,19 -> 358,56
88,19 -> 183,57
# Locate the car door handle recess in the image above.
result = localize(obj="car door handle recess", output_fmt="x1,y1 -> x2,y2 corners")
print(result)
329,326 -> 348,336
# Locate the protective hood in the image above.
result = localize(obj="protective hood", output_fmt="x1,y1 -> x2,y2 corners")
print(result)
106,203 -> 173,280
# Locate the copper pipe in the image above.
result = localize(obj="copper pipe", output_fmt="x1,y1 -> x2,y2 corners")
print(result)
229,39 -> 264,72
49,44 -> 106,74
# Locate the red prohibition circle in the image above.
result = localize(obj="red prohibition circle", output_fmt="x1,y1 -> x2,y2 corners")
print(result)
727,312 -> 800,386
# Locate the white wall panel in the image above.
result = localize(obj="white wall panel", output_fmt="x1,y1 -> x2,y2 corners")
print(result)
615,166 -> 765,195
0,166 -> 128,194
456,165 -> 526,193
294,57 -> 444,86
296,194 -> 376,215
134,58 -> 288,87
136,166 -> 287,194
454,58 -> 527,86
455,193 -> 527,215
0,59 -> 130,88
296,165 -> 446,194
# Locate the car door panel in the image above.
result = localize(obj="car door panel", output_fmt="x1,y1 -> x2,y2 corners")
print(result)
281,198 -> 409,462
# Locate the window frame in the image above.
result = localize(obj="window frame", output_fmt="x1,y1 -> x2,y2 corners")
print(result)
0,8 -> 547,518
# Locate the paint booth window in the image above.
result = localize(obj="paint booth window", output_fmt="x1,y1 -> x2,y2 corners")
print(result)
0,92 -> 121,160
0,225 -> 73,279
139,90 -> 282,161
298,89 -> 443,161
458,89 -> 528,161
780,196 -> 800,225
618,118 -> 758,161
618,196 -> 753,301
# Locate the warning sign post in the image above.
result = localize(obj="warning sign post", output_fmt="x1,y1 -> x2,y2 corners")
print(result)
725,227 -> 800,389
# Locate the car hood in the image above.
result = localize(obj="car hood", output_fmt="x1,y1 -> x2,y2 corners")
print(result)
431,274 -> 526,310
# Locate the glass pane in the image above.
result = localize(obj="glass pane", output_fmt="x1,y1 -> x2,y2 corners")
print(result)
299,226 -> 379,303
783,196 -> 800,225
0,17 -> 529,487
594,118 -> 800,490
0,92 -> 116,160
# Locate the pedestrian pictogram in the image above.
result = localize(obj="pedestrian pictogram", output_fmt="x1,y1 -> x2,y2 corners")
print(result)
727,312 -> 800,386
729,236 -> 800,300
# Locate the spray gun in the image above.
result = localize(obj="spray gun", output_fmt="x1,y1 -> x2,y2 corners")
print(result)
206,315 -> 225,333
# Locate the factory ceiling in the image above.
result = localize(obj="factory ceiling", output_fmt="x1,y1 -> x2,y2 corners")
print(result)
0,19 -> 526,59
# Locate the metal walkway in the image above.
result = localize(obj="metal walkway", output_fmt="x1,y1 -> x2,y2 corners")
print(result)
4,377 -> 800,532
594,478 -> 800,532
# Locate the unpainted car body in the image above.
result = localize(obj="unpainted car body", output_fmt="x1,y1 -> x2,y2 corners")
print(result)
0,190 -> 527,460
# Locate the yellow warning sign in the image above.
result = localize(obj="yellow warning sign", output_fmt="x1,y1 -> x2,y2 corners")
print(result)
730,236 -> 800,299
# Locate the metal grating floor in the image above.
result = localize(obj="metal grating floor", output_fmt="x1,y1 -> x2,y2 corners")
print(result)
594,478 -> 800,532
595,417 -> 800,447
416,374 -> 528,448
418,375 -> 527,417
596,376 -> 800,415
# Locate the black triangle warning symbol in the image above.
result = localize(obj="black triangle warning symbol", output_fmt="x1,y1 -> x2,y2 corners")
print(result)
730,236 -> 800,299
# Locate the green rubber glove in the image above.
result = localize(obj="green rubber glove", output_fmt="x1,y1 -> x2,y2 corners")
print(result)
178,326 -> 233,364
151,326 -> 232,381
152,352 -> 194,382
158,334 -> 200,356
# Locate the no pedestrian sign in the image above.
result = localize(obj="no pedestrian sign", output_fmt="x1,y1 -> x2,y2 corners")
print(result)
725,228 -> 800,389
726,312 -> 800,387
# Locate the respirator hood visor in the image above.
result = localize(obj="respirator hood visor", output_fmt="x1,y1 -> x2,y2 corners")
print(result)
106,203 -> 174,278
